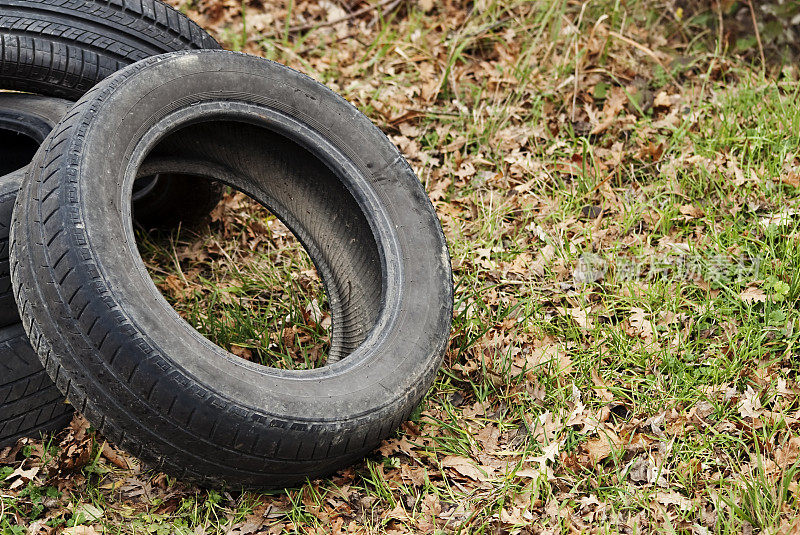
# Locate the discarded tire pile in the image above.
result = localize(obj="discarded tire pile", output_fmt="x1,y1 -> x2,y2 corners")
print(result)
1,1 -> 452,488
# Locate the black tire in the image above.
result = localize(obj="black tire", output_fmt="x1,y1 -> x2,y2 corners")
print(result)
0,93 -> 73,327
11,50 -> 453,488
0,96 -> 73,446
0,0 -> 223,227
0,92 -> 212,445
0,174 -> 73,446
0,95 -> 74,445
0,169 -> 26,329
0,323 -> 72,448
131,172 -> 222,230
0,0 -> 220,99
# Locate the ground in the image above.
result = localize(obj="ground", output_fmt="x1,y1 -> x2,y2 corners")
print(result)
2,1 -> 800,533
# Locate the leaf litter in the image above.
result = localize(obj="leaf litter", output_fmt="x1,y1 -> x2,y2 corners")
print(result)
3,0 -> 800,533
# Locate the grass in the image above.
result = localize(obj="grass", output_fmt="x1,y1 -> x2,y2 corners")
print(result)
3,0 -> 800,533
136,192 -> 331,369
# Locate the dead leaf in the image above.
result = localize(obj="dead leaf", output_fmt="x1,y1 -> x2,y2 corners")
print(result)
760,208 -> 800,228
627,307 -> 654,342
653,91 -> 674,108
441,456 -> 492,481
679,204 -> 704,219
583,432 -> 621,464
419,0 -> 434,12
739,285 -> 767,304
230,345 -> 253,361
560,306 -> 594,330
779,171 -> 800,188
499,507 -> 527,525
529,441 -> 560,467
101,442 -> 132,470
378,436 -> 418,458
591,86 -> 627,134
6,466 -> 39,490
73,503 -> 104,522
738,386 -> 764,419
656,490 -> 694,511
590,369 -> 614,402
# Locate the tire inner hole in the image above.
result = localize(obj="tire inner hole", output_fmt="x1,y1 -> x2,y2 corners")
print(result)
136,186 -> 333,370
0,128 -> 38,176
134,120 -> 383,371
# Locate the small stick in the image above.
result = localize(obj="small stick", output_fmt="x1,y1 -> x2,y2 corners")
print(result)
608,30 -> 677,84
279,0 -> 400,35
571,2 -> 589,122
747,0 -> 766,70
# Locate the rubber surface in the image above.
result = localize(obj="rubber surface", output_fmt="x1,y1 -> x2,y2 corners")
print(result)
11,50 -> 453,488
0,0 -> 223,228
0,93 -> 73,327
0,169 -> 26,328
0,323 -> 72,448
0,96 -> 74,445
0,0 -> 220,99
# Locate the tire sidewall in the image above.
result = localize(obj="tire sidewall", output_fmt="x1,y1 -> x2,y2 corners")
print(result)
23,51 -> 452,444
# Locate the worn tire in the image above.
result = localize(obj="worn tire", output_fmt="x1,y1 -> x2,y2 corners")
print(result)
0,92 -> 211,445
11,50 -> 453,488
0,92 -> 214,327
0,97 -> 73,447
0,0 -> 220,99
0,93 -> 73,327
0,0 -> 223,227
0,169 -> 27,329
0,323 -> 72,448
0,171 -> 73,446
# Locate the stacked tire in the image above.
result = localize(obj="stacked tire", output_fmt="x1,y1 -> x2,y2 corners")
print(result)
3,4 -> 452,489
0,0 -> 221,447
1,96 -> 74,446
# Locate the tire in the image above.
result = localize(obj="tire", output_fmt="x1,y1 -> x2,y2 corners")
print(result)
0,323 -> 72,448
0,93 -> 73,327
131,172 -> 222,230
0,0 -> 223,228
0,177 -> 72,446
0,91 -> 210,444
11,50 -> 453,488
0,169 -> 26,329
0,0 -> 221,99
0,92 -> 209,326
0,95 -> 74,445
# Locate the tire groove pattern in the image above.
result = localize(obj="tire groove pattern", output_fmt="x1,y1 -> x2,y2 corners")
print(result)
11,51 -> 452,488
0,0 -> 220,99
0,323 -> 72,447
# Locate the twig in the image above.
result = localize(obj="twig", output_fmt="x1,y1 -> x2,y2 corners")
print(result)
212,238 -> 242,274
333,0 -> 354,14
277,0 -> 399,35
608,30 -> 677,84
571,2 -> 589,122
747,0 -> 766,70
293,1 -> 398,56
403,108 -> 461,117
367,0 -> 402,28
170,229 -> 189,286
716,0 -> 724,54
